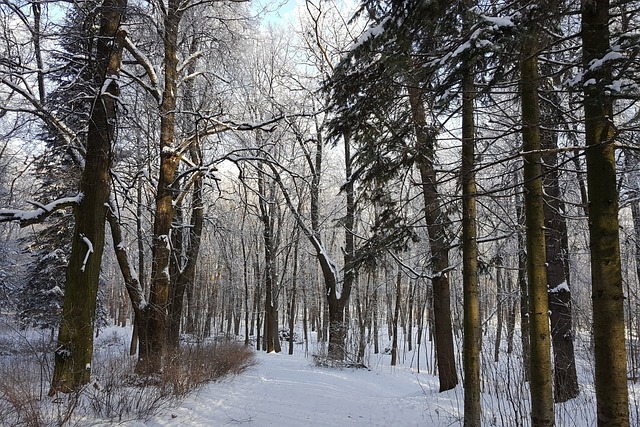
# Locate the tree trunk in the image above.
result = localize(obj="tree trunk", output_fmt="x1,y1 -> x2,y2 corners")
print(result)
521,31 -> 554,426
494,257 -> 504,363
461,51 -> 481,424
582,1 -> 630,424
49,0 -> 126,394
516,180 -> 530,381
289,237 -> 299,355
258,165 -> 280,354
130,182 -> 147,355
407,281 -> 414,352
373,287 -> 379,354
506,274 -> 517,354
137,0 -> 184,374
391,267 -> 401,366
242,232 -> 250,346
408,85 -> 457,392
540,110 -> 579,402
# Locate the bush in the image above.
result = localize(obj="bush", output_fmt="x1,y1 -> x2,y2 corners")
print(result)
162,341 -> 256,397
0,339 -> 256,425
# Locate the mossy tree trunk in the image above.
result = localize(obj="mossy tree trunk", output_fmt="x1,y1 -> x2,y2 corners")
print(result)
50,0 -> 127,394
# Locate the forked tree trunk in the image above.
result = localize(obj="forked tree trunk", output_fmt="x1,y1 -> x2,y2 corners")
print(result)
50,0 -> 127,394
582,1 -> 630,424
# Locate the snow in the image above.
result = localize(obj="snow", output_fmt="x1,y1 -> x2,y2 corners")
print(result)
120,350 -> 443,427
549,281 -> 570,294
0,193 -> 83,222
83,327 -> 640,427
100,77 -> 117,95
80,234 -> 94,273
350,17 -> 389,51
588,51 -> 624,71
45,285 -> 64,296
1,323 -> 639,426
481,14 -> 517,29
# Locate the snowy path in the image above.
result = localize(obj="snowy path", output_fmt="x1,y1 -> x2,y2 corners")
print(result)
137,350 -> 461,427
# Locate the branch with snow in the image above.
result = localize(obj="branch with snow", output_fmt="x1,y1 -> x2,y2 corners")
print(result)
1,78 -> 80,159
80,234 -> 94,273
123,36 -> 161,102
0,193 -> 83,227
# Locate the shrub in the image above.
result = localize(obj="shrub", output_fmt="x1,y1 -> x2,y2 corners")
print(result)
0,338 -> 256,425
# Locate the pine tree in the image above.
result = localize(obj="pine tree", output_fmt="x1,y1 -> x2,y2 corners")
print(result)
17,0 -> 105,337
582,0 -> 630,424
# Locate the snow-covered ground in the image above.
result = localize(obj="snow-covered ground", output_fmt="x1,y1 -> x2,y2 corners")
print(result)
130,350 -> 452,427
98,327 -> 638,427
1,323 -> 639,426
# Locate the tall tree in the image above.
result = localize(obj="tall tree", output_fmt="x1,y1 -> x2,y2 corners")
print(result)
460,3 -> 480,423
540,95 -> 579,402
581,0 -> 630,424
537,0 -> 579,401
520,7 -> 554,425
50,0 -> 127,393
328,0 -> 458,389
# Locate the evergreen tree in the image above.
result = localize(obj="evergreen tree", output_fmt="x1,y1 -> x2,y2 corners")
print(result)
328,0 -> 463,392
582,0 -> 630,424
17,0 -> 104,335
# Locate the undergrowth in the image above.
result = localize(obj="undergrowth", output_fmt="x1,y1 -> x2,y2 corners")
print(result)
0,335 -> 255,426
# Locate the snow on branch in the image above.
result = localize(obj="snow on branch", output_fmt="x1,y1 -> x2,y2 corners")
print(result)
1,78 -> 79,151
178,50 -> 203,75
174,115 -> 283,157
0,193 -> 83,227
80,234 -> 94,272
123,36 -> 161,102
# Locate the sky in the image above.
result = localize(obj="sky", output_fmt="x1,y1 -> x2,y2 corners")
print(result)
252,0 -> 300,27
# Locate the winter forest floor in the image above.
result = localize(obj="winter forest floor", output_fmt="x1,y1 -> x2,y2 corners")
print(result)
1,322 -> 639,426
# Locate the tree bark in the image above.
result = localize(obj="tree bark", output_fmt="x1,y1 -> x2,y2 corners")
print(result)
461,45 -> 481,425
582,1 -> 630,424
289,236 -> 299,355
494,257 -> 504,363
391,267 -> 401,366
258,165 -> 280,354
540,109 -> 579,402
50,0 -> 127,394
407,85 -> 457,392
521,30 -> 554,426
516,180 -> 530,381
137,0 -> 184,374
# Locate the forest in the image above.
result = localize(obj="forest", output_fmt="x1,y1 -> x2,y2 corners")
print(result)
0,0 -> 639,425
